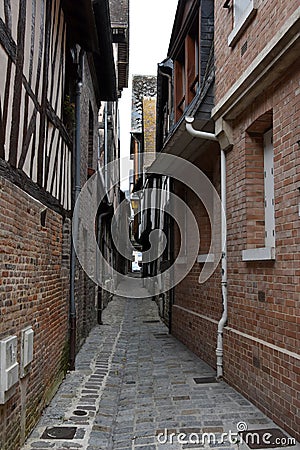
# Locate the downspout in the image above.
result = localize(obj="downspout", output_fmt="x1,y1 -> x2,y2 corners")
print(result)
160,71 -> 172,131
104,103 -> 108,191
69,49 -> 84,371
216,149 -> 227,379
168,177 -> 175,334
185,116 -> 227,379
96,209 -> 113,325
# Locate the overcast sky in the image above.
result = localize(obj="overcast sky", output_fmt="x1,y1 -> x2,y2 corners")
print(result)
119,0 -> 178,191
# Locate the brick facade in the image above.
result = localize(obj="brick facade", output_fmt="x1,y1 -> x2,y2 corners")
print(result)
222,63 -> 300,441
172,150 -> 222,368
0,177 -> 69,449
160,0 -> 300,442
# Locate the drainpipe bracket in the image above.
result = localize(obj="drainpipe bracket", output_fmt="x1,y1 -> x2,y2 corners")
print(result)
215,118 -> 234,151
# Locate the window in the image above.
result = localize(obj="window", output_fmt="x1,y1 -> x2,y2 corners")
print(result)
174,16 -> 199,122
233,0 -> 253,26
228,0 -> 257,47
242,123 -> 275,262
174,54 -> 185,122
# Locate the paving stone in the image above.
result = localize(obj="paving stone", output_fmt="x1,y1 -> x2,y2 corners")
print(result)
22,293 -> 300,450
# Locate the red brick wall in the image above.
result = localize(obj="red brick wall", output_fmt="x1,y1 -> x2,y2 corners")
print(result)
0,175 -> 98,449
212,0 -> 300,439
0,176 -> 70,449
222,61 -> 300,440
172,151 -> 222,368
214,0 -> 299,103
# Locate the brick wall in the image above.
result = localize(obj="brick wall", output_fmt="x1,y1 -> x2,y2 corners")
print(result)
223,66 -> 300,440
214,0 -> 299,103
0,177 -> 69,449
211,0 -> 300,439
172,151 -> 222,369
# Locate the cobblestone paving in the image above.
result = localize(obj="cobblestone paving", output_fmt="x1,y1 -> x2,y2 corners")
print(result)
22,293 -> 299,450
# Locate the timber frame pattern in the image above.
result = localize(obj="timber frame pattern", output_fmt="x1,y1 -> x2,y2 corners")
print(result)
0,0 -> 72,214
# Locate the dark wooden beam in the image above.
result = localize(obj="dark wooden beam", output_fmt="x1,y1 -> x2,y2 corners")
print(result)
0,17 -> 16,61
4,0 -> 12,32
18,109 -> 37,170
22,75 -> 41,112
46,101 -> 72,148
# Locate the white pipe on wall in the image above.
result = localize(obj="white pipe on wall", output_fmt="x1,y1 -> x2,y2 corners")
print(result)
185,117 -> 218,141
216,148 -> 227,379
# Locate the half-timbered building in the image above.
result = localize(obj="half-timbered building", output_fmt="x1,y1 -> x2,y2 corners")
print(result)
0,0 -> 118,448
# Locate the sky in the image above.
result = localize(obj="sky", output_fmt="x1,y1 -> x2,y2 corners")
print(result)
119,0 -> 179,191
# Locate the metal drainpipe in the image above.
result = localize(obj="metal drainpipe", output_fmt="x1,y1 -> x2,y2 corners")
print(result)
184,116 -> 227,379
216,149 -> 227,379
104,103 -> 108,191
168,177 -> 175,334
96,210 -> 113,325
69,49 -> 84,371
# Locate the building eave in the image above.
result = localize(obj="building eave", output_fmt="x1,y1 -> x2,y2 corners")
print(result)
159,71 -> 215,161
62,0 -> 99,52
93,0 -> 117,101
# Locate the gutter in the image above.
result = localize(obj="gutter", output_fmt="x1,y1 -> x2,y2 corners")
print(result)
185,116 -> 227,379
69,49 -> 84,371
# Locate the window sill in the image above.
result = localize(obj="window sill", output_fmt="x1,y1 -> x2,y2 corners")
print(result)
228,1 -> 258,47
242,247 -> 275,262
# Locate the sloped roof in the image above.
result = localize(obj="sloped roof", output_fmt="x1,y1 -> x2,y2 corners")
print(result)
93,0 -> 117,101
109,0 -> 129,94
62,0 -> 117,101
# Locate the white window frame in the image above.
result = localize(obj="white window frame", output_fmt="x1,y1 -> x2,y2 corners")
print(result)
242,129 -> 275,262
228,0 -> 258,47
264,129 -> 275,248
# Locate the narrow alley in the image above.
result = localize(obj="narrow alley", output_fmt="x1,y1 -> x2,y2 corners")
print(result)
1,0 -> 300,448
22,282 -> 299,450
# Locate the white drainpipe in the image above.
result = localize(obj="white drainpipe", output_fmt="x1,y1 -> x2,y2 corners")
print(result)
185,117 -> 218,141
216,148 -> 227,379
185,116 -> 227,379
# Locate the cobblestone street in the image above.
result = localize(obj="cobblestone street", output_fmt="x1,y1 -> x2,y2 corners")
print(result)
22,291 -> 299,450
